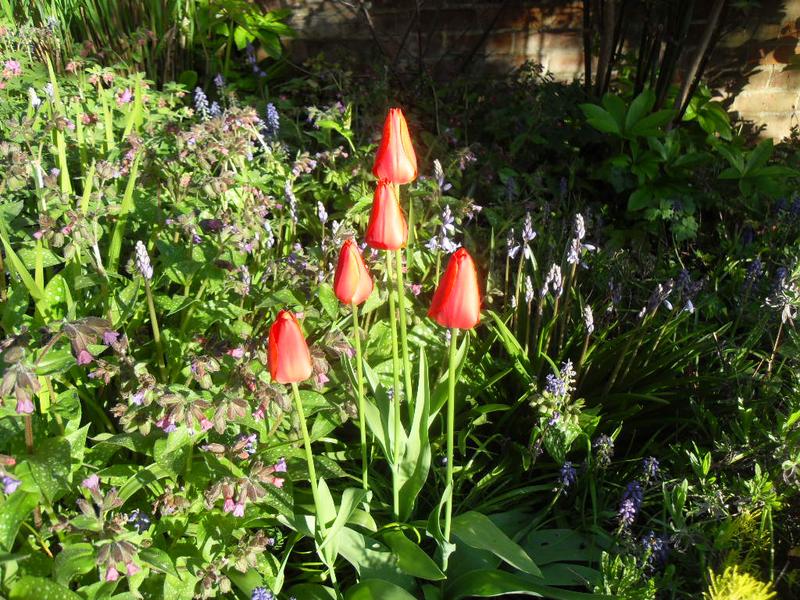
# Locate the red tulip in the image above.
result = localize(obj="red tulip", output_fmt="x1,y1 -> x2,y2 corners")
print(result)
334,239 -> 374,305
268,310 -> 313,384
428,248 -> 481,329
373,108 -> 418,184
365,180 -> 408,250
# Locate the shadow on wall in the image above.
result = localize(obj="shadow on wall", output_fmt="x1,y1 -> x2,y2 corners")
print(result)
259,1 -> 800,137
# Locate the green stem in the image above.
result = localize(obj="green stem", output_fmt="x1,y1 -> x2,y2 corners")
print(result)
385,252 -> 403,520
291,383 -> 323,536
444,327 -> 458,542
394,249 -> 414,414
351,302 -> 369,494
144,278 -> 167,380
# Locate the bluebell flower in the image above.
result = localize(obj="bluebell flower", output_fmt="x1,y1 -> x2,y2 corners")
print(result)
213,73 -> 225,90
583,304 -> 594,334
559,176 -> 568,198
560,462 -> 577,488
135,241 -> 153,281
433,159 -> 452,192
209,101 -> 221,117
506,228 -> 521,259
193,87 -> 209,120
284,179 -> 297,224
317,201 -> 328,225
545,373 -> 567,397
524,276 -> 534,304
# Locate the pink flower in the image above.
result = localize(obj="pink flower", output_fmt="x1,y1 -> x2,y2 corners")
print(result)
223,497 -> 235,513
199,418 -> 213,432
15,396 -> 34,415
3,59 -> 21,78
33,230 -> 44,240
103,330 -> 119,345
82,474 -> 100,492
105,566 -> 119,582
226,347 -> 244,359
316,372 -> 329,387
155,416 -> 176,433
271,477 -> 284,489
410,283 -> 422,296
76,350 -> 93,365
233,502 -> 245,517
253,406 -> 265,421
126,561 -> 141,576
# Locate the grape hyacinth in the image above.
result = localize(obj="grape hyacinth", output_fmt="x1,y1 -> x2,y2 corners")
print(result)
264,102 -> 280,138
251,587 -> 273,600
641,531 -> 670,571
135,241 -> 153,281
642,456 -> 660,482
193,87 -> 209,120
522,212 -> 536,245
245,44 -> 266,77
593,434 -> 614,467
745,258 -> 763,286
618,481 -> 643,527
560,462 -> 577,488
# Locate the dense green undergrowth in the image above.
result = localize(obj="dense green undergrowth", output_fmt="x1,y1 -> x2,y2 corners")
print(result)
0,11 -> 799,600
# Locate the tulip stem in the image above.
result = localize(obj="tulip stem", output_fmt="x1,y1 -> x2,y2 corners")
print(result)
290,383 -> 323,538
385,252 -> 403,520
351,302 -> 369,495
394,249 -> 414,414
444,327 -> 458,542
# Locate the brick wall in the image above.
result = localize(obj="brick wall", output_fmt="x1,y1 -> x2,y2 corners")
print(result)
268,0 -> 800,140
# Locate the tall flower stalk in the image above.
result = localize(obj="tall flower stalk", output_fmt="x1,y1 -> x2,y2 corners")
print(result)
135,241 -> 166,379
428,248 -> 481,543
333,239 -> 374,493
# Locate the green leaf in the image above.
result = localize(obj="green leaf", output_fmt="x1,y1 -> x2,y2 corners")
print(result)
9,576 -> 82,600
53,543 -> 95,585
451,511 -> 541,576
286,584 -> 337,600
398,349 -> 432,520
522,529 -> 599,566
624,89 -> 655,133
319,487 -> 366,562
24,437 -> 72,503
579,104 -> 620,136
139,547 -> 180,578
744,139 -> 773,174
0,492 -> 39,551
344,579 -> 418,600
384,530 -> 445,581
628,109 -> 673,137
602,94 -> 627,130
445,570 -> 616,600
318,283 -> 339,320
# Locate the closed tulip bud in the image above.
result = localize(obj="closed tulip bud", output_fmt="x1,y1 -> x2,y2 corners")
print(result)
373,108 -> 417,184
268,310 -> 313,384
365,180 -> 408,250
428,248 -> 481,329
334,239 -> 374,305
